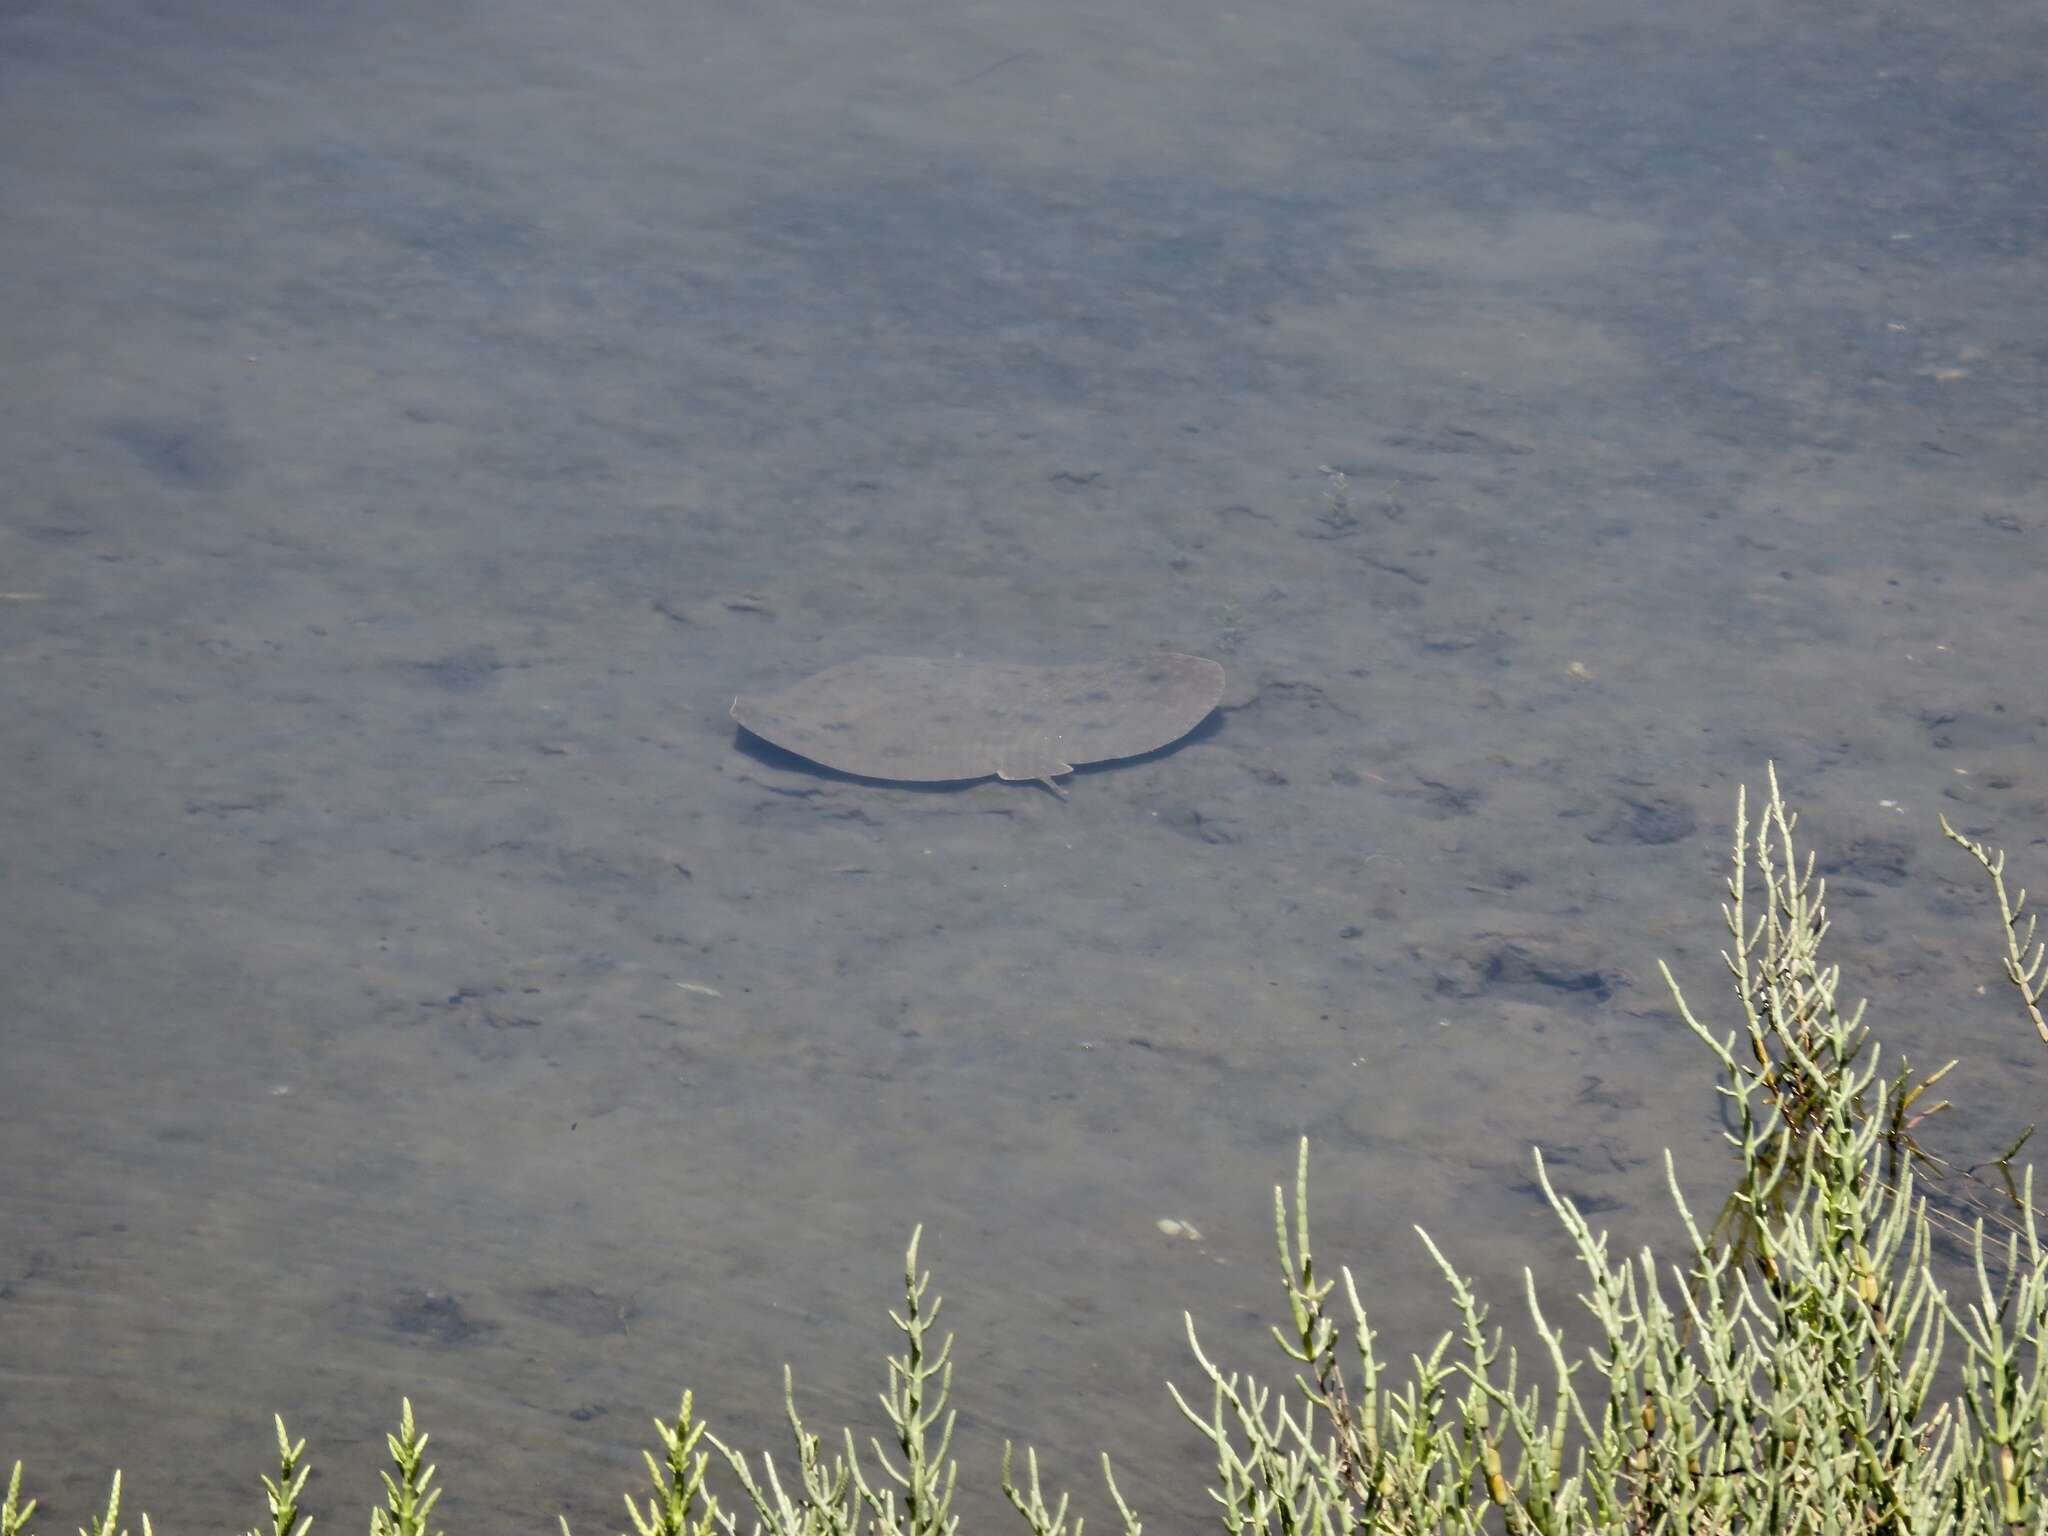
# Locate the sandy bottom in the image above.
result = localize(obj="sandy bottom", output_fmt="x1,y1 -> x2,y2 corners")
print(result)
2,0 -> 2045,1529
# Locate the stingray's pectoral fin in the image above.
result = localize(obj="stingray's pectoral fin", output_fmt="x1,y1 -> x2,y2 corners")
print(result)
997,750 -> 1075,797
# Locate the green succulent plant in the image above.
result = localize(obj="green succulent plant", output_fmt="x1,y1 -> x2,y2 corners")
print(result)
9,771 -> 2045,1534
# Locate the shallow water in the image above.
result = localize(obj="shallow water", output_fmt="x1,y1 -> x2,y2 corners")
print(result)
3,0 -> 2046,1529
